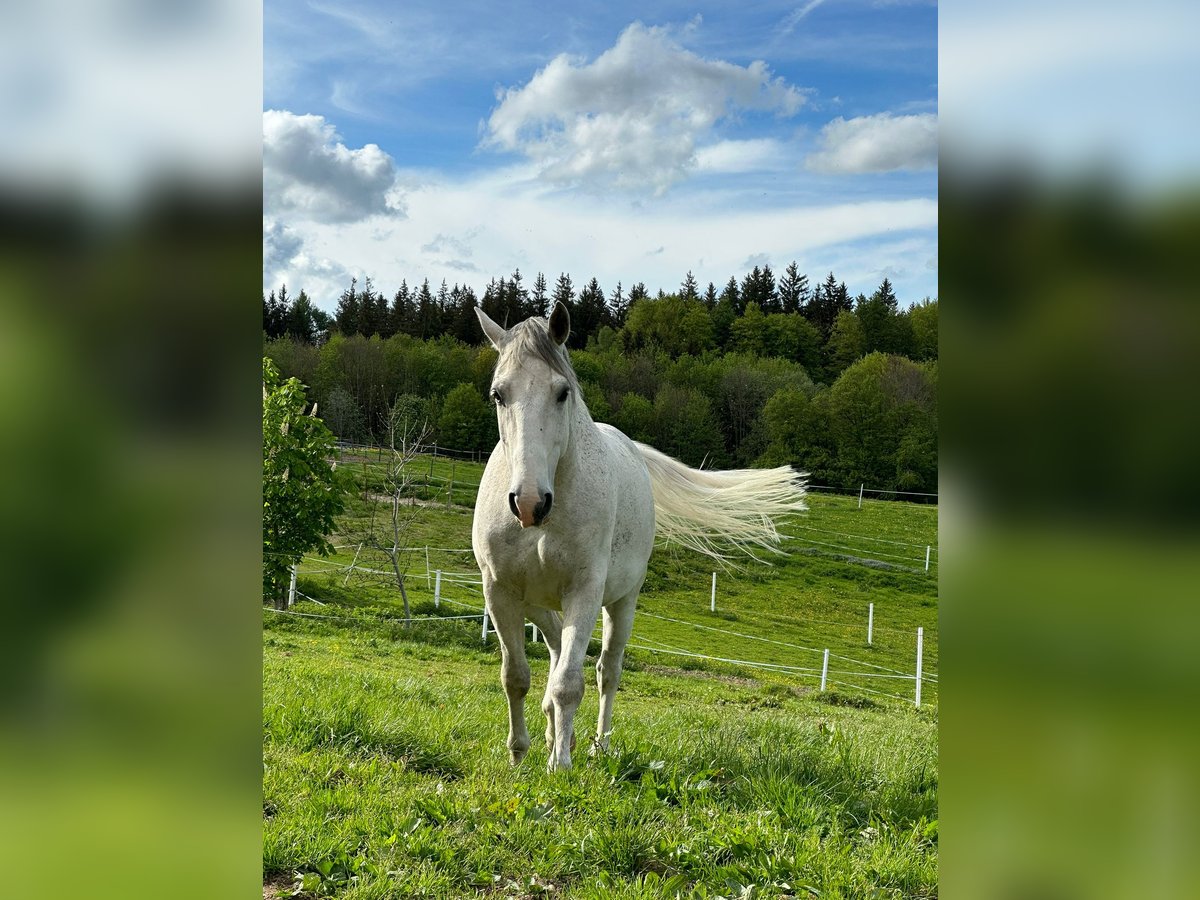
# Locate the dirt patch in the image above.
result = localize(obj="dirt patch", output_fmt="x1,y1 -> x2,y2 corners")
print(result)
263,875 -> 295,899
643,664 -> 759,688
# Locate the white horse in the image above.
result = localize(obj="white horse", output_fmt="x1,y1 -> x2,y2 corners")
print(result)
472,302 -> 806,771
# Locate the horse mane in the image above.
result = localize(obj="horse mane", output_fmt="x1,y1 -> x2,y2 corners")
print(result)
498,317 -> 580,396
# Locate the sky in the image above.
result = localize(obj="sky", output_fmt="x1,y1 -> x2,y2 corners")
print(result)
263,0 -> 938,312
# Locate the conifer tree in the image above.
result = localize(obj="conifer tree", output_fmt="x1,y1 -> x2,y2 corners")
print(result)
531,272 -> 549,317
390,281 -> 415,336
760,264 -> 779,314
287,289 -> 318,343
552,272 -> 575,309
575,276 -> 607,348
335,277 -> 360,335
415,278 -> 436,338
680,270 -> 699,303
778,262 -> 808,315
609,282 -> 628,326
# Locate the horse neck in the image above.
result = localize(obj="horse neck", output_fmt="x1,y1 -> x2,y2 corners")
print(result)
557,396 -> 600,480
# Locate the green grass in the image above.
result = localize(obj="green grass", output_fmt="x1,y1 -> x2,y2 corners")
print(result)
266,454 -> 938,898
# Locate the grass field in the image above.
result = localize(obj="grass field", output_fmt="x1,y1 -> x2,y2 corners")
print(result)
264,453 -> 938,898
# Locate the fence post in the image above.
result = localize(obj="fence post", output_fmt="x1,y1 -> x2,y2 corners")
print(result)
434,570 -> 442,609
710,572 -> 717,613
820,648 -> 829,692
858,483 -> 864,509
531,623 -> 538,643
925,545 -> 931,573
425,546 -> 431,588
288,565 -> 297,608
481,611 -> 489,644
867,602 -> 874,645
915,627 -> 924,707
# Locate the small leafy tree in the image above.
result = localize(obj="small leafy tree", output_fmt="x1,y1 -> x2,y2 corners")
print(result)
263,358 -> 346,609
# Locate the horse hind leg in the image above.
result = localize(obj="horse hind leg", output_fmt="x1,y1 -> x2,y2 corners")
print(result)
592,593 -> 637,756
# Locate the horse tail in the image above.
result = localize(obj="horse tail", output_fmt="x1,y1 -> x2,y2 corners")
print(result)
633,442 -> 807,565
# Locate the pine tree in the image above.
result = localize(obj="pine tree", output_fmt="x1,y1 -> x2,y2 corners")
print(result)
575,277 -> 607,348
263,288 -> 288,338
740,267 -> 762,315
508,269 -> 529,322
609,282 -> 628,327
390,281 -> 415,336
680,270 -> 699,303
806,272 -> 844,341
416,278 -> 436,338
760,264 -> 779,314
531,272 -> 549,317
703,282 -> 718,310
778,262 -> 808,315
286,289 -> 318,343
713,277 -> 740,351
335,277 -> 360,335
552,273 -> 575,316
356,276 -> 377,336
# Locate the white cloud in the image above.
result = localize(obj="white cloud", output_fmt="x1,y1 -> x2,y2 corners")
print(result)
780,0 -> 827,37
273,164 -> 936,310
263,109 -> 405,223
695,139 -> 789,174
805,112 -> 937,174
483,22 -> 808,194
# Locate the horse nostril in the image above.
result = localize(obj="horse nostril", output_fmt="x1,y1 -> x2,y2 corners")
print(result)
535,492 -> 553,524
508,492 -> 519,518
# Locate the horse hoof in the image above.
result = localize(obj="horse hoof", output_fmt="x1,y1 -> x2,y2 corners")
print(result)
509,747 -> 528,766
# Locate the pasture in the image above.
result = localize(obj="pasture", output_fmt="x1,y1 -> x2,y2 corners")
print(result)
264,453 -> 938,898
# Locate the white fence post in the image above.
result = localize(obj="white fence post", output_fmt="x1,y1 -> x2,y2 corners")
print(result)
288,565 -> 297,608
915,627 -> 924,707
925,545 -> 931,573
434,570 -> 442,609
531,623 -> 538,643
481,611 -> 489,644
710,572 -> 717,613
867,602 -> 874,645
425,546 -> 431,588
858,483 -> 864,509
820,648 -> 829,692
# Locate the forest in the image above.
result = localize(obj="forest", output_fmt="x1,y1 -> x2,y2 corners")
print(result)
263,263 -> 937,494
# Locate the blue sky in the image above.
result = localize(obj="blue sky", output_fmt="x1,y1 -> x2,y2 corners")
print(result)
264,0 -> 938,311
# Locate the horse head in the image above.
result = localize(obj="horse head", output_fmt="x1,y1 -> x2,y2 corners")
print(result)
476,302 -> 576,528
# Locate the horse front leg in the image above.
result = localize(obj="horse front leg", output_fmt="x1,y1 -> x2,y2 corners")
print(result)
546,586 -> 603,772
525,607 -> 563,756
483,583 -> 532,765
593,592 -> 637,756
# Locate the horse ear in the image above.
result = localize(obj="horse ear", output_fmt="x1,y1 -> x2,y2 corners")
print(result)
548,301 -> 570,345
475,306 -> 508,350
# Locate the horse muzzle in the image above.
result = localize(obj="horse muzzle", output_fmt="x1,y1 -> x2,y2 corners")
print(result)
509,490 -> 553,527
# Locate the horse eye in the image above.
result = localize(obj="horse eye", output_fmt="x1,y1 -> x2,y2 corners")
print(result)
557,387 -> 569,403
491,391 -> 505,407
